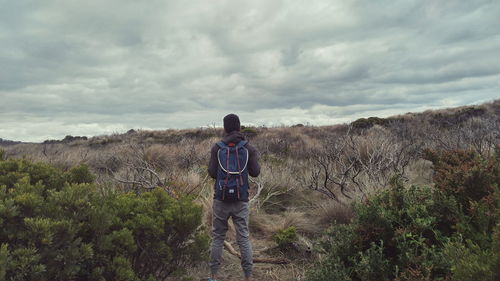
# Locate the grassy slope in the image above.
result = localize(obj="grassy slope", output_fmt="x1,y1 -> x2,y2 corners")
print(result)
1,99 -> 498,281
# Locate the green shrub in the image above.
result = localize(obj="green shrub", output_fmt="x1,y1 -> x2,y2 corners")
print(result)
424,149 -> 499,247
65,164 -> 95,184
307,181 -> 452,280
0,243 -> 8,280
423,149 -> 498,207
0,158 -> 209,281
306,149 -> 499,281
444,237 -> 497,281
273,226 -> 298,249
306,255 -> 352,281
241,127 -> 258,138
351,117 -> 387,130
354,241 -> 391,281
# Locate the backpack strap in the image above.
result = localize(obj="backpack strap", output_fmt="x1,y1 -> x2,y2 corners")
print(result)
216,141 -> 227,148
236,140 -> 248,148
216,142 -> 227,173
216,140 -> 249,175
236,141 -> 249,173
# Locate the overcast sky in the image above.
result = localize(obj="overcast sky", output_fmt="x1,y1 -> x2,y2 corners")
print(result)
1,0 -> 499,142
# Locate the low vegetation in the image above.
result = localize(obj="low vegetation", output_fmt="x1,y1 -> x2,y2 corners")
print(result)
0,159 -> 208,281
0,100 -> 498,280
273,226 -> 299,250
306,150 -> 499,281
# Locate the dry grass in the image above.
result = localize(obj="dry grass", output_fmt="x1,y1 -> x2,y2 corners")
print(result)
407,159 -> 434,186
314,200 -> 354,226
1,99 -> 498,281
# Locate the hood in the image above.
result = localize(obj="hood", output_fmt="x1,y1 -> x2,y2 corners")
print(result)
222,131 -> 246,144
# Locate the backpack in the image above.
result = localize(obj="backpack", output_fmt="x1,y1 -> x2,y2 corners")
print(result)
215,140 -> 249,201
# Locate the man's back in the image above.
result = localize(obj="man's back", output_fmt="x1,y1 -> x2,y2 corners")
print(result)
208,130 -> 261,180
207,114 -> 260,281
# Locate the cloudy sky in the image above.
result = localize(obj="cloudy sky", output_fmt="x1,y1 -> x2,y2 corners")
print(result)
1,0 -> 499,142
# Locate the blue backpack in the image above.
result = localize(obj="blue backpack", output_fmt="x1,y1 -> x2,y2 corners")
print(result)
215,140 -> 249,201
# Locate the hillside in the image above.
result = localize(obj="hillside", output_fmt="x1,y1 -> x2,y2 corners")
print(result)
1,100 -> 499,281
0,138 -> 22,146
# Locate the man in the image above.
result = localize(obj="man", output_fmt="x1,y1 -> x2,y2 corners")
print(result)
207,114 -> 261,281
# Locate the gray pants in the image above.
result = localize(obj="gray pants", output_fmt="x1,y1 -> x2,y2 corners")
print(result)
210,199 -> 253,278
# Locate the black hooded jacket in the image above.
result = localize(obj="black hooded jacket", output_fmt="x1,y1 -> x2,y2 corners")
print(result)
208,131 -> 260,179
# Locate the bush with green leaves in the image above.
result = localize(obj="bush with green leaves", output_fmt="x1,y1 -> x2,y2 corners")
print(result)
272,226 -> 298,249
306,149 -> 499,281
443,224 -> 500,281
0,158 -> 208,281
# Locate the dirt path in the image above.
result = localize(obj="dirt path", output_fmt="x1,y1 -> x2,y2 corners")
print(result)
190,238 -> 307,281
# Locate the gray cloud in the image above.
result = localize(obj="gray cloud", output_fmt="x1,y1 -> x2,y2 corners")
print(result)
1,0 -> 499,142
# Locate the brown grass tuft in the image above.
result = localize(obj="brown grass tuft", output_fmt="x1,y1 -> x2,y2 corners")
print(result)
314,200 -> 354,225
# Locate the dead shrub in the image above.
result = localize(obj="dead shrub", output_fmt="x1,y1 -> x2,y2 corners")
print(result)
144,144 -> 171,170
